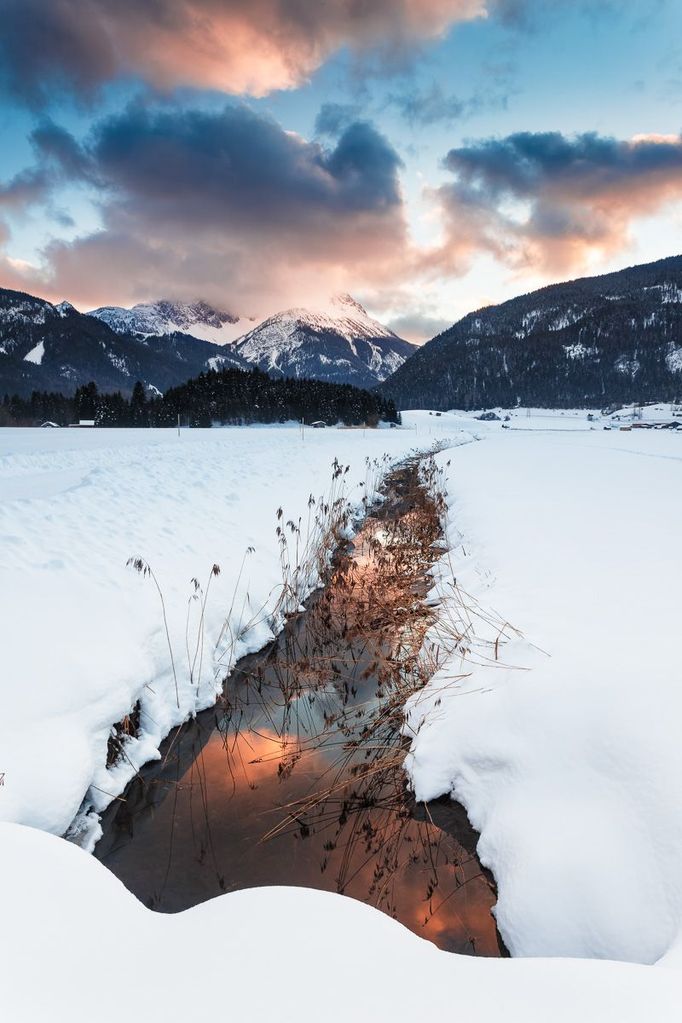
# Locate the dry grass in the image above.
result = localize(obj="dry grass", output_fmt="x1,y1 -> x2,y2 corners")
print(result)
205,453 -> 498,927
98,448 -> 505,950
106,699 -> 142,769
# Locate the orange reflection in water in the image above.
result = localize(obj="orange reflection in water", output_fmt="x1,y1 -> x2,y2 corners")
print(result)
99,461 -> 502,956
160,719 -> 502,956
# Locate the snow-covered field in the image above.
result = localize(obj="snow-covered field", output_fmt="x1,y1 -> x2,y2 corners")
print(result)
408,401 -> 682,431
403,411 -> 682,964
0,424 -> 432,845
1,413 -> 682,1020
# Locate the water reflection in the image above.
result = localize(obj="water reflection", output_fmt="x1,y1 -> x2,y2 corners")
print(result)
96,461 -> 503,956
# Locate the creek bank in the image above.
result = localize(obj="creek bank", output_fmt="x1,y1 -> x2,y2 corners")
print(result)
95,456 -> 504,956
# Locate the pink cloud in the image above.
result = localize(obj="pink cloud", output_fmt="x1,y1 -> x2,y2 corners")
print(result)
1,0 -> 486,103
428,131 -> 682,276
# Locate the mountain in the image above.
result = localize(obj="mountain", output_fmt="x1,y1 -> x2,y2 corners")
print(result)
89,299 -> 250,344
0,288 -> 411,398
232,294 -> 416,388
0,288 -> 248,398
380,256 -> 682,410
88,293 -> 415,389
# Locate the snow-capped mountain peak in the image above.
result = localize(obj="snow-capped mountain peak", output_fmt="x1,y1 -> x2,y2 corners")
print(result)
88,299 -> 249,345
0,285 -> 249,397
269,293 -> 399,343
232,295 -> 416,388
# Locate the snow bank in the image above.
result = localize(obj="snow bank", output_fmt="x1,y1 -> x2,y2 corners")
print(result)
404,426 -> 682,963
1,822 -> 679,1023
0,425 -> 453,847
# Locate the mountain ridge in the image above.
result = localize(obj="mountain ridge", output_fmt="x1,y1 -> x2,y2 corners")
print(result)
381,255 -> 682,410
232,293 -> 416,388
90,292 -> 416,390
0,287 -> 248,397
89,299 -> 250,345
1,288 -> 415,397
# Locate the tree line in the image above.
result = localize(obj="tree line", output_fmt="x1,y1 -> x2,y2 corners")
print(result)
1,365 -> 401,428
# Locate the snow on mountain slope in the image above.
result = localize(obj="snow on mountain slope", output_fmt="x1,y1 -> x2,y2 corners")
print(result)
89,299 -> 250,344
88,294 -> 416,388
383,254 -> 682,409
0,287 -> 248,397
23,340 -> 45,365
233,294 -> 416,388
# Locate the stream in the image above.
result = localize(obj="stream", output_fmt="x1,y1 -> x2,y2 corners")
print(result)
95,457 -> 505,956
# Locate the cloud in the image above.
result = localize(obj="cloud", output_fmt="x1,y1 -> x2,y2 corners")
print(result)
491,0 -> 637,30
386,311 -> 452,342
11,103 -> 409,311
314,103 -> 364,137
385,82 -> 510,127
83,104 -> 404,220
428,130 -> 682,274
0,118 -> 95,221
386,84 -> 468,127
0,0 -> 487,106
0,167 -> 50,212
31,120 -> 94,180
9,117 -> 682,319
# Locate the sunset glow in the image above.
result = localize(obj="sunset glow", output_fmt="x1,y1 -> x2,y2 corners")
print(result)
1,1 -> 681,338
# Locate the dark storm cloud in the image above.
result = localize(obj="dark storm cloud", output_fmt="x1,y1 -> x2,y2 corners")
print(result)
429,130 -> 682,273
80,104 -> 403,223
444,131 -> 682,197
0,0 -> 486,106
20,103 -> 409,309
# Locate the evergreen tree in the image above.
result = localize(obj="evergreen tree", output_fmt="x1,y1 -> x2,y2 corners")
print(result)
130,381 -> 148,427
0,366 -> 400,429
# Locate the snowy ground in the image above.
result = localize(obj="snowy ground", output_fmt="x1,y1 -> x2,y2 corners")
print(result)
1,823 -> 680,1023
406,401 -> 682,432
0,424 -> 436,846
2,415 -> 682,1019
402,411 -> 682,965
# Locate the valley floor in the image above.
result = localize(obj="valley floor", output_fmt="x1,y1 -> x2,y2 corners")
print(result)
1,412 -> 681,1020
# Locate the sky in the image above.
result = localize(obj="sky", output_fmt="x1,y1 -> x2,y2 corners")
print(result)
1,0 -> 682,340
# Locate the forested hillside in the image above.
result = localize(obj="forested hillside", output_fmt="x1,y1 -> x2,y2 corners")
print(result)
381,256 -> 682,409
